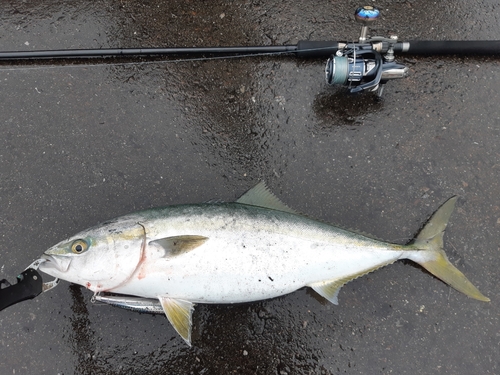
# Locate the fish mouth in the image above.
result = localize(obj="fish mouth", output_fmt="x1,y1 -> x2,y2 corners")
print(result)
39,254 -> 72,273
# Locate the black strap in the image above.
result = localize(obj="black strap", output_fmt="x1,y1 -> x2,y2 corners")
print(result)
0,268 -> 43,311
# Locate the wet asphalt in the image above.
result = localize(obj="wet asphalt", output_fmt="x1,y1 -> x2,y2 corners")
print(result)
0,1 -> 499,374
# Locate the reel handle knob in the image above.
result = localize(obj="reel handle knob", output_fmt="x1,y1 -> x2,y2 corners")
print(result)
354,6 -> 380,26
354,6 -> 380,43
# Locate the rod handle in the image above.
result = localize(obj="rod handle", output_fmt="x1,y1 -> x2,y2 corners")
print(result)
395,40 -> 500,55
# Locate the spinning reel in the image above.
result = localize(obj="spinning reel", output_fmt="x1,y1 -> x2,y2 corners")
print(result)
325,6 -> 408,96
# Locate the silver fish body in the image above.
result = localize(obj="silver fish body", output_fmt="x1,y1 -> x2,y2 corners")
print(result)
38,182 -> 489,345
100,203 -> 405,302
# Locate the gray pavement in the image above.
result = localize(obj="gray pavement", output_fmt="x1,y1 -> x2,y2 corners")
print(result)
0,1 -> 498,374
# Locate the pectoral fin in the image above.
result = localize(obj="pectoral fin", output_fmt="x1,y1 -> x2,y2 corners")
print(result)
158,296 -> 195,346
151,235 -> 208,257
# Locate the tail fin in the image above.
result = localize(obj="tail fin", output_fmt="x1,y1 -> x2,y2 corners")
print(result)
407,196 -> 490,302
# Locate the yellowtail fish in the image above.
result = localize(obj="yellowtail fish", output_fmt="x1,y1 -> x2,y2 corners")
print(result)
38,182 -> 489,346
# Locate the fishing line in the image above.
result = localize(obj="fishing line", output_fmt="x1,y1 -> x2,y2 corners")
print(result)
0,47 -> 334,73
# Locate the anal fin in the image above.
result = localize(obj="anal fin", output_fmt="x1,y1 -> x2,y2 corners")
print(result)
158,296 -> 195,346
308,260 -> 398,305
309,279 -> 345,305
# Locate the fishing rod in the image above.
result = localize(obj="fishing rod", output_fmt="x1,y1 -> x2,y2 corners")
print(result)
1,6 -> 500,96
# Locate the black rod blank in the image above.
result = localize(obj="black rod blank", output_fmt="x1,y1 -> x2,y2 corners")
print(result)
0,46 -> 295,60
0,42 -> 341,60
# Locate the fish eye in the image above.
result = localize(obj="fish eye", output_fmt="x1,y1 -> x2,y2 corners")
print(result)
71,239 -> 89,254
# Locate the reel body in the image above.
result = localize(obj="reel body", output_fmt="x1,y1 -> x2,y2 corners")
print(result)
325,45 -> 408,95
325,6 -> 408,95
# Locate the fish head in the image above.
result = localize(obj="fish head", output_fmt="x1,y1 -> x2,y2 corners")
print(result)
38,218 -> 146,292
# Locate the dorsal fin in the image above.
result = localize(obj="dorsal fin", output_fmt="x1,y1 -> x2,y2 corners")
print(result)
236,182 -> 297,215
